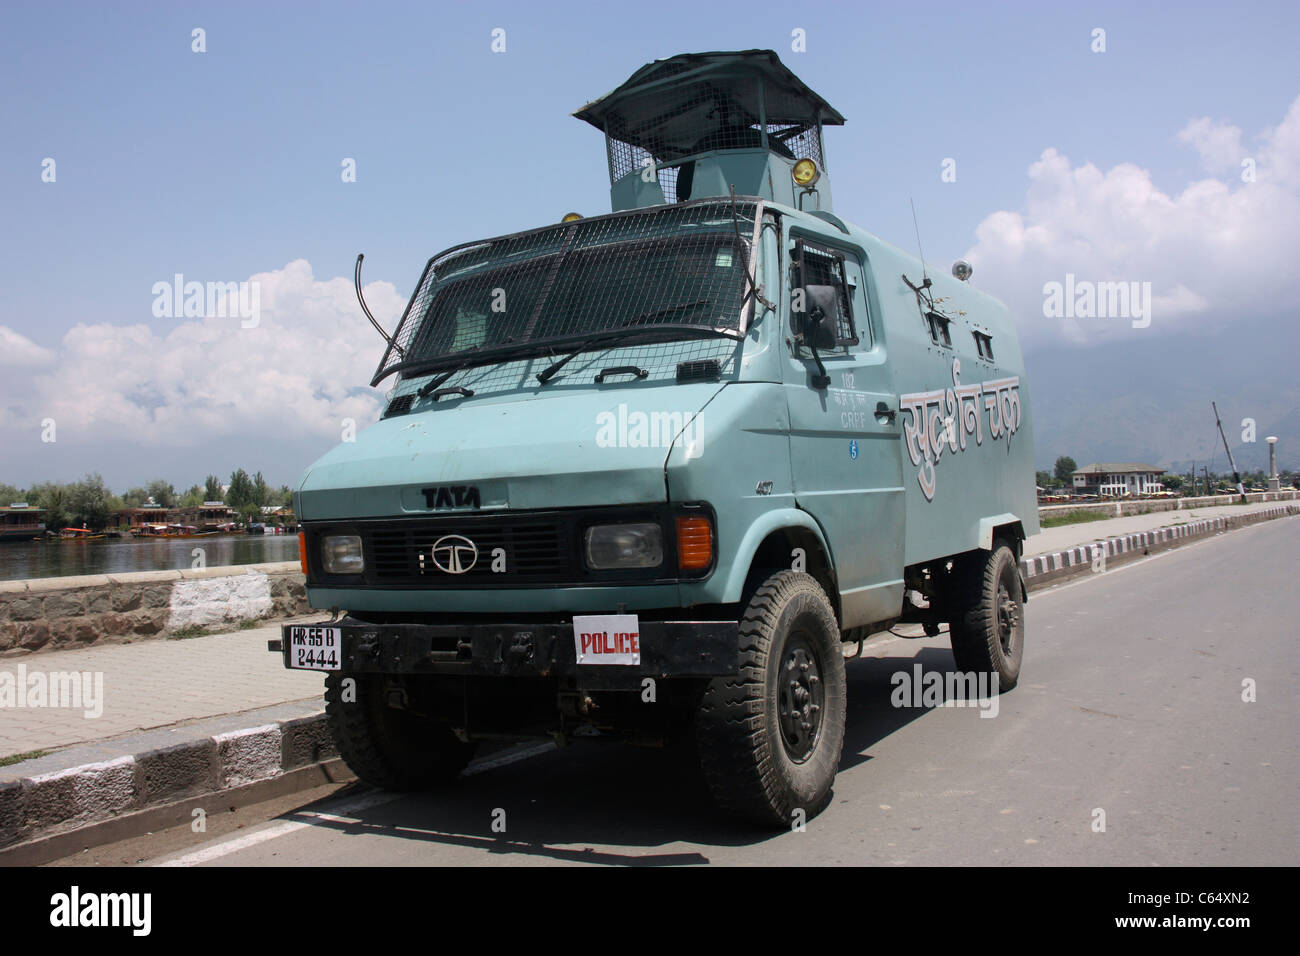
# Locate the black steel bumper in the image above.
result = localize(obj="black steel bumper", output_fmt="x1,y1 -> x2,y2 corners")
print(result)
269,616 -> 740,680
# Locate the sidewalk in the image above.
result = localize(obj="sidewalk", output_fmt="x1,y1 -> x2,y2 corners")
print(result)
1,615 -> 322,759
1025,499 -> 1287,555
1,499 -> 1292,761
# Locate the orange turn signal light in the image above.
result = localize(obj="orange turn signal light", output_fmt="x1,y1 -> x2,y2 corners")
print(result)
675,516 -> 713,571
298,532 -> 308,576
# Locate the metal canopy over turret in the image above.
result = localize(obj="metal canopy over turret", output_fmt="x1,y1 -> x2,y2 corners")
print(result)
574,50 -> 845,212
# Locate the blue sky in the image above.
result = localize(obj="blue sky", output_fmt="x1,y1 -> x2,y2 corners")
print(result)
2,0 -> 1298,487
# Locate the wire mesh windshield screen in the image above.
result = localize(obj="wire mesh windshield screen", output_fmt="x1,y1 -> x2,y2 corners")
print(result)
372,199 -> 759,385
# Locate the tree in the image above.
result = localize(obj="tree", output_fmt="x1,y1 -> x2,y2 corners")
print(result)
1161,474 -> 1184,491
278,484 -> 294,509
69,473 -> 112,530
27,482 -> 70,531
204,474 -> 224,502
180,484 -> 205,507
0,482 -> 24,505
252,471 -> 271,509
122,487 -> 150,508
227,469 -> 256,523
1054,456 -> 1078,483
146,479 -> 176,508
1035,470 -> 1056,490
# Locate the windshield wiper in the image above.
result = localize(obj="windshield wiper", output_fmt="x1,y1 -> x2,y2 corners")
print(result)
536,304 -> 714,385
417,356 -> 475,398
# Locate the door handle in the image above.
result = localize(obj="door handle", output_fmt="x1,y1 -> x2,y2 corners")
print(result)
875,402 -> 896,424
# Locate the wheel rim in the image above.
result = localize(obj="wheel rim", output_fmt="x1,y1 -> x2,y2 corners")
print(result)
778,629 -> 825,762
996,575 -> 1020,655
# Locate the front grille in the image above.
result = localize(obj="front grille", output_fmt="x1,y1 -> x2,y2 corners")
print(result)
305,504 -> 715,590
363,515 -> 569,583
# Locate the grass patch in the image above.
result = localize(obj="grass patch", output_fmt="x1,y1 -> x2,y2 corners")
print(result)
0,749 -> 50,767
169,625 -> 210,640
1040,510 -> 1114,529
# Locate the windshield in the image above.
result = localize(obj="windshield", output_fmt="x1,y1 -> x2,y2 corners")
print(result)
372,199 -> 759,385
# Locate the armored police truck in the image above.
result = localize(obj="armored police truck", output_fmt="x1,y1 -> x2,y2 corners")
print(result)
274,50 -> 1038,826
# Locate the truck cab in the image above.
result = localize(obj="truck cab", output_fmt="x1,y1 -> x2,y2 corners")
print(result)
276,50 -> 1037,827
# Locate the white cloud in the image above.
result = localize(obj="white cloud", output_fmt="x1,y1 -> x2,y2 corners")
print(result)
966,95 -> 1300,349
1177,116 -> 1245,172
0,326 -> 57,366
2,260 -> 406,444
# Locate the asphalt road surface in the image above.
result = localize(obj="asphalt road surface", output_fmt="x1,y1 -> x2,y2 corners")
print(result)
61,516 -> 1299,867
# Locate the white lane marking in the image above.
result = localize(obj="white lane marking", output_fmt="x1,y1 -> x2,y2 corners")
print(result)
155,790 -> 401,867
153,740 -> 558,866
464,741 -> 557,775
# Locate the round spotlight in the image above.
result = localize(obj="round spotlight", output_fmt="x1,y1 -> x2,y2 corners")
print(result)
561,212 -> 583,222
952,259 -> 974,282
792,158 -> 820,187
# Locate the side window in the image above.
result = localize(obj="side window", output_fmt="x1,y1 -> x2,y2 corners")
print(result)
925,310 -> 952,348
972,330 -> 994,360
790,239 -> 859,347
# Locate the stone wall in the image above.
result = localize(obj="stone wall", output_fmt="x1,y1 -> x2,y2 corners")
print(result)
0,562 -> 307,656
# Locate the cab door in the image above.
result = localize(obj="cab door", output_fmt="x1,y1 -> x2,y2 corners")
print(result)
782,230 -> 905,628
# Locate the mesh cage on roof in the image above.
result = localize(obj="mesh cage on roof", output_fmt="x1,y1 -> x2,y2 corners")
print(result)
372,198 -> 762,386
575,50 -> 844,186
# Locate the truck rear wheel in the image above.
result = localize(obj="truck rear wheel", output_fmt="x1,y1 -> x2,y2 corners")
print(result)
948,542 -> 1025,690
695,571 -> 847,827
324,673 -> 475,791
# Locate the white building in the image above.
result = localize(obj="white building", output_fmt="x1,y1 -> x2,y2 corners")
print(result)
1072,462 -> 1165,497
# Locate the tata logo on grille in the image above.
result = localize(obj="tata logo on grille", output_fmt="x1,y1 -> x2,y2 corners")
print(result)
430,535 -> 478,574
420,485 -> 481,509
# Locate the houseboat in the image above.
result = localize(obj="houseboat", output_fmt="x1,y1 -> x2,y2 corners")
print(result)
0,504 -> 46,542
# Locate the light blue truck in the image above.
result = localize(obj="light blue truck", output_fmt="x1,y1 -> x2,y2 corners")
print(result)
273,50 -> 1038,826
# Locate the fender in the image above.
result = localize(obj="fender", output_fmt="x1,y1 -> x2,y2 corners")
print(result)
978,512 -> 1024,552
719,507 -> 834,604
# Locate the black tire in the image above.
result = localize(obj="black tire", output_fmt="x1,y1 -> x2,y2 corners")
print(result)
695,571 -> 847,827
948,542 -> 1025,691
324,673 -> 475,790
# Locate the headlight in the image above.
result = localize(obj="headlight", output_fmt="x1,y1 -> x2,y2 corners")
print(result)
584,523 -> 663,569
322,535 -> 364,574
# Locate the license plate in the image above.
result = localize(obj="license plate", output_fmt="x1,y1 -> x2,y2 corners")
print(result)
573,614 -> 641,665
286,625 -> 342,671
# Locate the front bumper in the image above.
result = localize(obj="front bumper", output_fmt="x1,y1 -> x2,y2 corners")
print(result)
270,616 -> 740,680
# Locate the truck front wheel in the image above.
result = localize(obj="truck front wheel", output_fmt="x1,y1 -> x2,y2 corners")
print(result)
948,542 -> 1025,691
695,571 -> 847,827
324,673 -> 475,791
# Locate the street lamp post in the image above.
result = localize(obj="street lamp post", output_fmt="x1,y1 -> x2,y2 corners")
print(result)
1266,436 -> 1280,492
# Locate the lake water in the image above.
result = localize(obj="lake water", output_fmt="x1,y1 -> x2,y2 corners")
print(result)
0,534 -> 300,581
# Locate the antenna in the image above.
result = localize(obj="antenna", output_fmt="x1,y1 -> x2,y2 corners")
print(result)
354,254 -> 402,357
909,197 -> 929,284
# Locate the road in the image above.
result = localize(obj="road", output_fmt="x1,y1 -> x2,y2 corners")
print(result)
59,515 -> 1299,867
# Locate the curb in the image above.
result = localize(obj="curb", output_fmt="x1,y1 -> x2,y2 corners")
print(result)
2,503 -> 1295,859
0,707 -> 335,854
1021,503 -> 1299,590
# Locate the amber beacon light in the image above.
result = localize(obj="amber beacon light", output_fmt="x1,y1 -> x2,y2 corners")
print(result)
792,158 -> 820,187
